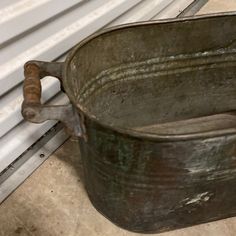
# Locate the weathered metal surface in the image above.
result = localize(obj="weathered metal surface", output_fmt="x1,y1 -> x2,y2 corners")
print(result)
22,13 -> 236,233
80,119 -> 236,233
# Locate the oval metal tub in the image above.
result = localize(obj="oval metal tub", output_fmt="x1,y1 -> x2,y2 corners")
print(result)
22,13 -> 236,233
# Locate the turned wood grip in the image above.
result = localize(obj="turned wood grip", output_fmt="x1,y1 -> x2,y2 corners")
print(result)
21,60 -> 82,137
23,63 -> 42,106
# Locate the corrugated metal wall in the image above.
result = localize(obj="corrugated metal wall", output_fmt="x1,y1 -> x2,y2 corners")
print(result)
0,0 -> 198,173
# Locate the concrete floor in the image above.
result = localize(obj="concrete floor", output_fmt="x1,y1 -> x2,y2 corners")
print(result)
197,0 -> 236,14
1,1 -> 236,236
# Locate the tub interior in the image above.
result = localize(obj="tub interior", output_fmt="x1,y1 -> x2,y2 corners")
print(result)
65,15 -> 236,135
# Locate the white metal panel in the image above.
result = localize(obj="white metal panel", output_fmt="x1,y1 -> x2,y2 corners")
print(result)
0,0 -> 19,9
152,0 -> 197,19
0,0 -> 198,175
0,92 -> 68,173
108,0 -> 174,26
0,0 -> 83,45
0,0 -> 142,96
0,0 -> 110,64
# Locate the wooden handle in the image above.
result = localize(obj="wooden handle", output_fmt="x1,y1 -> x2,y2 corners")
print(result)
23,63 -> 42,106
21,60 -> 83,137
22,60 -> 64,120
